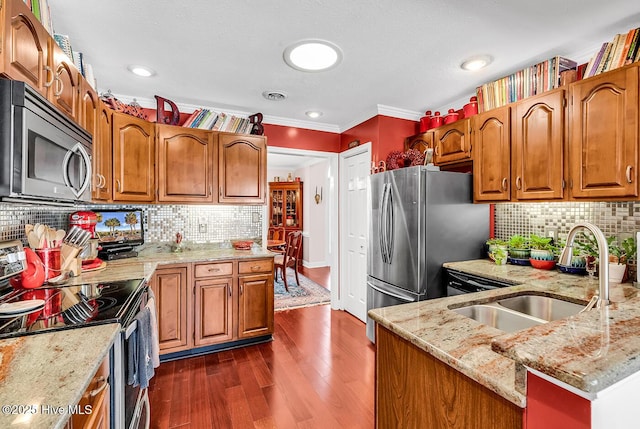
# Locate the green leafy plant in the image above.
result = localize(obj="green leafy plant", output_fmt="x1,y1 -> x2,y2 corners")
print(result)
486,238 -> 508,247
621,236 -> 637,263
508,234 -> 529,249
529,234 -> 553,251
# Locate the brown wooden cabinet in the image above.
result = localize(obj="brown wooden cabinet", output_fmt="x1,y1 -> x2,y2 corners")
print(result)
404,131 -> 433,153
218,134 -> 267,204
156,125 -> 217,203
434,118 -> 472,165
568,65 -> 639,199
473,106 -> 511,202
112,111 -> 156,202
376,325 -> 523,429
512,89 -> 566,201
78,78 -> 99,136
193,261 -> 234,346
238,259 -> 274,339
92,101 -> 113,201
268,181 -> 303,233
48,39 -> 79,120
70,354 -> 110,429
150,265 -> 192,353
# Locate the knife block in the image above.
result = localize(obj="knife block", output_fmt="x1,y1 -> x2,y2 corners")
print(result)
60,243 -> 82,277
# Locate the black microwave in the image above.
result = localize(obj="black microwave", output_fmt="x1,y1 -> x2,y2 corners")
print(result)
0,79 -> 92,204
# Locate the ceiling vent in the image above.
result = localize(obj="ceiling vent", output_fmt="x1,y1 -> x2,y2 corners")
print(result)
262,91 -> 287,101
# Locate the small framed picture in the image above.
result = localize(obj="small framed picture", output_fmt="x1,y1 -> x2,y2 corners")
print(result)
348,140 -> 360,149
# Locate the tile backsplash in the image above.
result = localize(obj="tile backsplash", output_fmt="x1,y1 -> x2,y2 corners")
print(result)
0,203 -> 263,246
494,201 -> 640,241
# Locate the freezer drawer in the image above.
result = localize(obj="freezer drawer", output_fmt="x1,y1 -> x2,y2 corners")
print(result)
366,278 -> 419,342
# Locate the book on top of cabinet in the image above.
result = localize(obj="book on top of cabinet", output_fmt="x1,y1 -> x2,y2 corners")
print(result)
582,26 -> 640,78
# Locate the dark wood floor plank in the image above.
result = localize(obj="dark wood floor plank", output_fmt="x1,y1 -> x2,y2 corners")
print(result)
148,305 -> 374,429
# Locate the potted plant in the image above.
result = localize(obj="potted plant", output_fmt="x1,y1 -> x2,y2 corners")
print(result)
486,238 -> 508,265
507,234 -> 530,260
621,236 -> 637,282
529,234 -> 554,261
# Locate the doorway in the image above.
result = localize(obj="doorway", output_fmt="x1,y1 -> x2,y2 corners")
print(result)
266,146 -> 339,307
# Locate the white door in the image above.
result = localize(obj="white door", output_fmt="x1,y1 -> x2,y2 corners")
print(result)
340,143 -> 371,321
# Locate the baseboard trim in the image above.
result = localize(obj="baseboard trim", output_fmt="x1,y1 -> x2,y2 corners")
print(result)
302,260 -> 328,269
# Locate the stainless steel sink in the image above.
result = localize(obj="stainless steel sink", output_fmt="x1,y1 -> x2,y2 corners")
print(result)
450,294 -> 586,333
451,304 -> 544,333
496,295 -> 584,321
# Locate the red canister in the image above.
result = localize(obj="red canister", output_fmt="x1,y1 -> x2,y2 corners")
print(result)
419,110 -> 432,133
444,109 -> 459,124
430,111 -> 443,129
463,96 -> 478,118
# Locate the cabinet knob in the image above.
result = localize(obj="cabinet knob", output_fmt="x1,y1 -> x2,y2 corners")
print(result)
208,267 -> 221,272
434,145 -> 440,157
251,265 -> 261,271
115,179 -> 121,193
228,284 -> 232,297
89,376 -> 108,397
626,165 -> 633,184
43,66 -> 54,88
501,178 -> 508,191
53,75 -> 64,97
515,176 -> 522,190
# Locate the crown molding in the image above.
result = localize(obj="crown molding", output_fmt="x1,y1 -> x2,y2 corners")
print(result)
376,104 -> 422,122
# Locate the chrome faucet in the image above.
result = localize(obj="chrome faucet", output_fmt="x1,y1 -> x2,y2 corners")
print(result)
559,222 -> 610,308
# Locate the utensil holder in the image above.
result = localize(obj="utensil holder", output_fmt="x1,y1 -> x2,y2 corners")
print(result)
60,243 -> 82,276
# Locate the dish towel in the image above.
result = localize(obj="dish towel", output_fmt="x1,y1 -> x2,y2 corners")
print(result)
127,306 -> 155,389
147,288 -> 160,369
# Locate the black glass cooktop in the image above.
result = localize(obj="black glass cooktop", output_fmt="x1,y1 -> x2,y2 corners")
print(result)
0,278 -> 145,339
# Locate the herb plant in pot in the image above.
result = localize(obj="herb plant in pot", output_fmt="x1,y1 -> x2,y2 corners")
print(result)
486,238 -> 508,265
507,234 -> 530,260
529,234 -> 555,270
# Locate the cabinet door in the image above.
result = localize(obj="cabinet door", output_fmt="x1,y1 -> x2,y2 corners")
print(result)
434,119 -> 471,164
1,0 -> 51,96
112,111 -> 156,202
48,40 -> 79,120
238,273 -> 274,339
513,89 -> 565,200
218,134 -> 267,204
404,132 -> 433,153
79,78 -> 99,136
569,66 -> 639,199
157,125 -> 216,203
72,354 -> 110,429
472,106 -> 511,202
92,102 -> 112,201
151,265 -> 192,353
194,278 -> 234,346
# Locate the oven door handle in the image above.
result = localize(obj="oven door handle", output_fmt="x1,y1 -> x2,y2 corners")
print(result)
124,320 -> 137,339
62,142 -> 92,199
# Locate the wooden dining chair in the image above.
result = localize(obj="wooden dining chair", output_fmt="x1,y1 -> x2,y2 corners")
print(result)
268,227 -> 285,241
274,231 -> 303,291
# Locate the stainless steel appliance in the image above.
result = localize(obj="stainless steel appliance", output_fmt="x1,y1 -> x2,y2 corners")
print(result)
366,166 -> 489,342
0,79 -> 92,203
0,273 -> 150,429
445,269 -> 515,296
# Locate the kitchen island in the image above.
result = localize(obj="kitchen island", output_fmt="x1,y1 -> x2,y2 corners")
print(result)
369,259 -> 640,428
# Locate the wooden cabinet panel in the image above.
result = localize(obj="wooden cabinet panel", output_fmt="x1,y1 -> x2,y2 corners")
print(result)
1,0 -> 50,96
194,278 -> 234,346
218,134 -> 267,204
376,325 -> 523,429
473,106 -> 511,202
404,132 -> 433,153
112,111 -> 155,202
569,66 -> 639,199
48,40 -> 79,120
157,125 -> 216,203
194,261 -> 234,278
434,119 -> 471,165
78,78 -> 99,136
151,265 -> 192,353
92,102 -> 112,201
238,273 -> 274,339
513,89 -> 565,200
238,259 -> 274,275
71,354 -> 110,429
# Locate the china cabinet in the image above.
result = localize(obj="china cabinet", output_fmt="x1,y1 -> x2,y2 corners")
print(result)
268,181 -> 303,234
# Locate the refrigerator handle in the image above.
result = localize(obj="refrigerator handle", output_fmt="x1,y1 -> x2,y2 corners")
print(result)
385,184 -> 394,263
379,183 -> 389,263
368,282 -> 414,303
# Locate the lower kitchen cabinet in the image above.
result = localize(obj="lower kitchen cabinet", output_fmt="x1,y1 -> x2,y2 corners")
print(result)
67,354 -> 110,429
375,325 -> 523,429
153,257 -> 274,356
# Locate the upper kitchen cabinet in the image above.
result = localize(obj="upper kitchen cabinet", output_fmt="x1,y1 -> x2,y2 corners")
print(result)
404,132 -> 433,153
569,65 -> 639,199
512,88 -> 566,201
47,39 -> 79,120
157,125 -> 217,203
218,134 -> 267,204
92,101 -> 112,201
0,0 -> 51,96
112,111 -> 155,202
473,106 -> 511,202
433,119 -> 471,165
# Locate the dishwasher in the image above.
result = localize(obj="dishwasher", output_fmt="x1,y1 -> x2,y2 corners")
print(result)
445,269 -> 518,296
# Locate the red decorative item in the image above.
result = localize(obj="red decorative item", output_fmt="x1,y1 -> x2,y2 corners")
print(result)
404,149 -> 425,166
419,110 -> 432,133
463,96 -> 478,118
386,151 -> 404,170
444,108 -> 459,124
248,113 -> 264,135
155,95 -> 181,125
10,248 -> 45,289
232,240 -> 254,250
529,259 -> 556,270
430,111 -> 443,129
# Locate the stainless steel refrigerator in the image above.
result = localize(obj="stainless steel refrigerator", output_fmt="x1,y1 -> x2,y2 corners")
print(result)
366,165 -> 489,341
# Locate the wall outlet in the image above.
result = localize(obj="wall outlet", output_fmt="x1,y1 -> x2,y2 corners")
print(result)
545,227 -> 558,242
198,223 -> 207,234
252,212 -> 261,223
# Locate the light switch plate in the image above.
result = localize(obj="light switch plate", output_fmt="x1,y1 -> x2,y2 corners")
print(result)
545,227 -> 558,242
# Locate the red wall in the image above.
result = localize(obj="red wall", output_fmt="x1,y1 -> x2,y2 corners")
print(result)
340,115 -> 418,162
262,124 -> 341,152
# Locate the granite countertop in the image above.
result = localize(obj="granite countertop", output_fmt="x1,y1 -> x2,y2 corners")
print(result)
0,324 -> 119,429
368,259 -> 640,407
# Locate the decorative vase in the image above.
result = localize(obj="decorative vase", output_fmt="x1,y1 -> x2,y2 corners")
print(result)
570,255 -> 586,268
508,248 -> 530,260
530,249 -> 554,261
609,263 -> 626,284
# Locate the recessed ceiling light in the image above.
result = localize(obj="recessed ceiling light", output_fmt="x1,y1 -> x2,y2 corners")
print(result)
127,65 -> 156,77
284,40 -> 342,72
262,91 -> 288,101
305,111 -> 323,119
460,55 -> 493,71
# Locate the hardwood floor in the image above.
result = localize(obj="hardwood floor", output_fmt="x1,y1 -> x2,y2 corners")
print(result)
148,304 -> 375,428
298,266 -> 330,289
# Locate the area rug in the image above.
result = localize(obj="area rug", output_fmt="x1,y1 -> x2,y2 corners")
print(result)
274,268 -> 331,311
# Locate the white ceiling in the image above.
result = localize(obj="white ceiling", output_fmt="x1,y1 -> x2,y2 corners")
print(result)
49,1 -> 640,132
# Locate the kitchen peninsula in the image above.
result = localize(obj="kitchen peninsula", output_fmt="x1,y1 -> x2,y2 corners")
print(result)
369,260 -> 640,429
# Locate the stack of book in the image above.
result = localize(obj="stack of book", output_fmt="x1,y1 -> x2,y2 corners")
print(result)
52,34 -> 97,90
583,27 -> 640,78
24,0 -> 53,35
182,109 -> 254,134
476,56 -> 577,113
